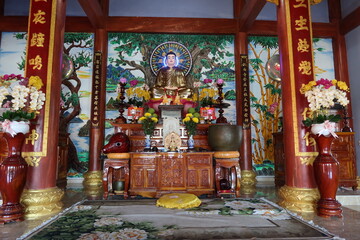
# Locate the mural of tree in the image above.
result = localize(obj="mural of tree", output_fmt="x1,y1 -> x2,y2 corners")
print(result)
248,36 -> 282,166
108,33 -> 234,87
60,33 -> 93,172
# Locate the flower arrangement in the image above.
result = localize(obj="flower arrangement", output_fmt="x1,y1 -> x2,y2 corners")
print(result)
0,74 -> 45,122
182,108 -> 200,136
193,78 -> 221,107
123,79 -> 151,107
300,78 -> 349,129
138,108 -> 158,136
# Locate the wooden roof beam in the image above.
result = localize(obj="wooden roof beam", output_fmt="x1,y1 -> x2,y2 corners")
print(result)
237,0 -> 267,32
340,6 -> 360,35
77,0 -> 104,28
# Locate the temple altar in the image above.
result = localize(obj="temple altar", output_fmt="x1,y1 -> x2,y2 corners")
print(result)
106,123 -> 228,198
111,123 -> 212,152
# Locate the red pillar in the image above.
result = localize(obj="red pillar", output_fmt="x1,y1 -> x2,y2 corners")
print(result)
21,0 -> 66,218
277,0 -> 320,212
83,28 -> 108,196
235,32 -> 257,192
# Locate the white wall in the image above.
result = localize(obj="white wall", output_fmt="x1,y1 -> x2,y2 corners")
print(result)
345,26 -> 360,175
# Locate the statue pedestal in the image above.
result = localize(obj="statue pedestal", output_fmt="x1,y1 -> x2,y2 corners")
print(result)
159,105 -> 183,149
146,99 -> 197,118
159,105 -> 183,120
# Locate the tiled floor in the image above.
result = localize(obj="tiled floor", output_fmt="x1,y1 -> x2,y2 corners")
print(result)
1,183 -> 360,239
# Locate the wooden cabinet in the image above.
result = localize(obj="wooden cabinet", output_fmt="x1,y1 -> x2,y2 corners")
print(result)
157,153 -> 186,191
129,152 -> 215,198
331,132 -> 358,189
273,132 -> 358,190
129,153 -> 157,197
186,152 -> 214,191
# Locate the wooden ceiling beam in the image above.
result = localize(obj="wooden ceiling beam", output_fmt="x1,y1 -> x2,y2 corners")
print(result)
77,0 -> 104,28
106,17 -> 237,34
0,16 -> 28,31
340,7 -> 360,35
0,16 -> 337,38
238,0 -> 267,32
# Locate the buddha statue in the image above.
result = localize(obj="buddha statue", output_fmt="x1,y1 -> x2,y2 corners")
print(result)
151,51 -> 193,100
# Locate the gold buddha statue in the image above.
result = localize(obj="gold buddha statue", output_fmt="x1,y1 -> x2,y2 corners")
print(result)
151,52 -> 193,99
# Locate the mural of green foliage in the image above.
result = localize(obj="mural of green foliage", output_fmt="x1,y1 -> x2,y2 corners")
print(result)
248,36 -> 282,166
108,33 -> 235,87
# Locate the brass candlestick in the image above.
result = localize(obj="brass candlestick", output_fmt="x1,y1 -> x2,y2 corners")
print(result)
114,82 -> 129,123
215,83 -> 229,123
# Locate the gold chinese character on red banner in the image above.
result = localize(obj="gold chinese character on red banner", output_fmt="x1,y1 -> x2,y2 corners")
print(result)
297,38 -> 310,52
303,132 -> 316,147
301,107 -> 314,120
29,55 -> 43,70
294,0 -> 307,8
33,10 -> 46,24
295,16 -> 309,31
298,60 -> 312,75
30,33 -> 45,47
34,0 -> 47,2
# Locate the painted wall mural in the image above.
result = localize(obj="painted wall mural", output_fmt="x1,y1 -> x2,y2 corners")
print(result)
1,32 -> 334,179
105,33 -> 237,140
61,33 -> 94,178
248,36 -> 335,176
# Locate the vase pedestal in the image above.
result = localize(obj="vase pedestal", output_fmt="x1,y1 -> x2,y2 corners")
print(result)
313,134 -> 342,218
0,132 -> 28,224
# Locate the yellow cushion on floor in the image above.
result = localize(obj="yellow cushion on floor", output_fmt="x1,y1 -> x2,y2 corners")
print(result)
156,193 -> 201,209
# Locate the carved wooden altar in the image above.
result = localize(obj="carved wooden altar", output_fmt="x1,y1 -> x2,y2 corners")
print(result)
129,152 -> 214,198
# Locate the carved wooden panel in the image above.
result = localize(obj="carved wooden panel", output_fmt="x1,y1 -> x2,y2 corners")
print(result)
129,152 -> 215,197
186,153 -> 213,190
273,132 -> 358,189
157,154 -> 186,189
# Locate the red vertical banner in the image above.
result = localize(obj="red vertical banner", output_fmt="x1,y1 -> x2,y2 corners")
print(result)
277,0 -> 319,190
23,0 -> 55,165
285,0 -> 318,157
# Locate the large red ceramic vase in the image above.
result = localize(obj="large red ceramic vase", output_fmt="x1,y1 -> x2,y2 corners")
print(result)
0,130 -> 28,224
313,134 -> 342,218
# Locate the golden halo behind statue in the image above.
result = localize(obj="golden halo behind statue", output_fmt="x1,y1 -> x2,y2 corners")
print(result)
150,42 -> 192,76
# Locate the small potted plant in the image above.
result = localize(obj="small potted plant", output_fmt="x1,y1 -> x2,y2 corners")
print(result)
182,107 -> 200,150
138,108 -> 158,151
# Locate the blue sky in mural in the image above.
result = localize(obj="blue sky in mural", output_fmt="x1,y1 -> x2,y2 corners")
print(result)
313,38 -> 335,80
0,32 -> 26,75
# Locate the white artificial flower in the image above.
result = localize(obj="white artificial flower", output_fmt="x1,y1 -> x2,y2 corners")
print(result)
0,87 -> 9,105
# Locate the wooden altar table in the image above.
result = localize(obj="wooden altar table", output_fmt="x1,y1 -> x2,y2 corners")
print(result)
129,151 -> 215,198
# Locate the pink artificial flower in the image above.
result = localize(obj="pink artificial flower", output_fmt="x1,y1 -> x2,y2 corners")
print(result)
323,120 -> 338,138
203,78 -> 212,84
268,102 -> 278,114
1,119 -> 15,136
2,101 -> 11,108
216,79 -> 224,85
129,79 -> 138,87
119,77 -> 127,84
316,78 -> 333,89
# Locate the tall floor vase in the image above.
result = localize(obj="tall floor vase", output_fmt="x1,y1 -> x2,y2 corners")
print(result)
313,134 -> 342,218
0,132 -> 28,224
